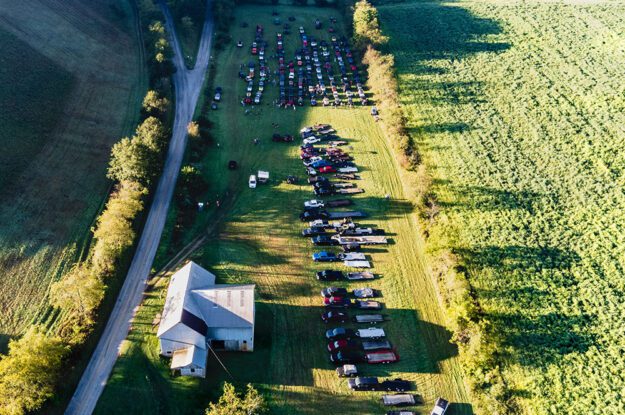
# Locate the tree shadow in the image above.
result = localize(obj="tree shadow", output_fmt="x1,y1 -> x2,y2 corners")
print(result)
434,183 -> 543,213
490,311 -> 596,366
455,245 -> 580,272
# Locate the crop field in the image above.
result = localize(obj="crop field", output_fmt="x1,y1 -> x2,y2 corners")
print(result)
378,1 -> 625,414
95,5 -> 472,415
0,0 -> 144,348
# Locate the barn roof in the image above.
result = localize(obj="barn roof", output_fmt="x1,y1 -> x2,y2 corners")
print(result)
157,261 -> 216,337
157,262 -> 255,339
171,345 -> 207,369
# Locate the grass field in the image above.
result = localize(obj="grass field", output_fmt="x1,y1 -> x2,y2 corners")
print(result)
377,1 -> 625,413
0,0 -> 145,348
95,5 -> 472,414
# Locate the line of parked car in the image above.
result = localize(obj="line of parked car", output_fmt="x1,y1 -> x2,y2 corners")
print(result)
298,125 -> 449,414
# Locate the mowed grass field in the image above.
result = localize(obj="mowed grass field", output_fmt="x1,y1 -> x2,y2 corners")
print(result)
377,1 -> 625,414
0,0 -> 145,347
95,5 -> 472,415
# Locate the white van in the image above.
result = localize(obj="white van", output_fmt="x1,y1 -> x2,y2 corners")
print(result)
249,175 -> 257,189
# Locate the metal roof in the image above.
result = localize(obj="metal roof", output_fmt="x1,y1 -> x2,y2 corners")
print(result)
157,261 -> 255,339
170,345 -> 207,369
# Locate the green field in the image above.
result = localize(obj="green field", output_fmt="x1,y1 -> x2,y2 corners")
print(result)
378,1 -> 625,414
0,0 -> 145,348
95,5 -> 472,414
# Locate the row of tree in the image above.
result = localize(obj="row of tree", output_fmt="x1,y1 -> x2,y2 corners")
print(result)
352,0 -> 419,170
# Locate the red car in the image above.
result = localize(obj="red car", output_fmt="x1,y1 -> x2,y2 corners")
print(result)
328,339 -> 360,352
318,166 -> 336,174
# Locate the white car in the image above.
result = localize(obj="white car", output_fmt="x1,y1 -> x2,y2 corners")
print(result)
300,126 -> 313,134
304,199 -> 325,208
303,136 -> 321,145
249,175 -> 257,188
306,167 -> 317,176
431,397 -> 449,415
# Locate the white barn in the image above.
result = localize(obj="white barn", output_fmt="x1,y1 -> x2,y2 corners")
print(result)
157,261 -> 255,377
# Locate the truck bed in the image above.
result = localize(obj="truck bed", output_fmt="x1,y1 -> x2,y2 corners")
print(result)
327,211 -> 367,219
334,235 -> 388,245
336,188 -> 365,194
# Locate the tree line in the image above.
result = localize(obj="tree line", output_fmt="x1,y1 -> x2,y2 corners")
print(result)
351,0 -> 419,170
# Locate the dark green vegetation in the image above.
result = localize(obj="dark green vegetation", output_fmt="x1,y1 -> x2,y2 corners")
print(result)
377,1 -> 625,414
0,28 -> 73,190
96,4 -> 472,414
0,0 -> 145,348
167,0 -> 208,65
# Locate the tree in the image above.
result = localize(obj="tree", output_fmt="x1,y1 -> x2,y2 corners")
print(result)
50,264 -> 105,325
205,383 -> 267,415
352,0 -> 388,50
92,182 -> 145,274
0,328 -> 69,415
187,121 -> 200,139
136,116 -> 168,154
142,90 -> 170,116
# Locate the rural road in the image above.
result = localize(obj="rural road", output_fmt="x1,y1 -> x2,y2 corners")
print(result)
64,2 -> 213,414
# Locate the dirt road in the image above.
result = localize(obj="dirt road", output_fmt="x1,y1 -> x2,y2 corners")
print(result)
64,2 -> 213,414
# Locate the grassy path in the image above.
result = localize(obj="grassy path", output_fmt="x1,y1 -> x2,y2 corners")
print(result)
96,5 -> 471,414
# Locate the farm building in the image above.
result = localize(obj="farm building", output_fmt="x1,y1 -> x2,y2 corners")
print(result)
157,261 -> 255,377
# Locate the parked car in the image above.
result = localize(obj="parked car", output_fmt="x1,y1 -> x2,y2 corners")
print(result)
313,251 -> 340,262
249,175 -> 257,188
326,327 -> 355,340
347,376 -> 380,391
327,339 -> 360,352
381,394 -> 422,407
311,235 -> 339,246
302,227 -> 328,237
356,327 -> 386,339
336,364 -> 358,377
316,270 -> 344,281
304,199 -> 325,208
330,351 -> 364,365
214,86 -> 222,101
321,310 -> 349,324
321,287 -> 348,297
430,398 -> 449,415
318,165 -> 337,174
387,412 -> 416,415
324,296 -> 352,308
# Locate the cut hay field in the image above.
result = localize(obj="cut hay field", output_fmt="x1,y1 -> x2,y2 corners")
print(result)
378,1 -> 625,414
95,4 -> 472,414
0,0 -> 145,348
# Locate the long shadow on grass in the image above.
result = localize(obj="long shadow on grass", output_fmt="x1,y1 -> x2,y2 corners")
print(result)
433,181 -> 543,214
456,244 -> 594,370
